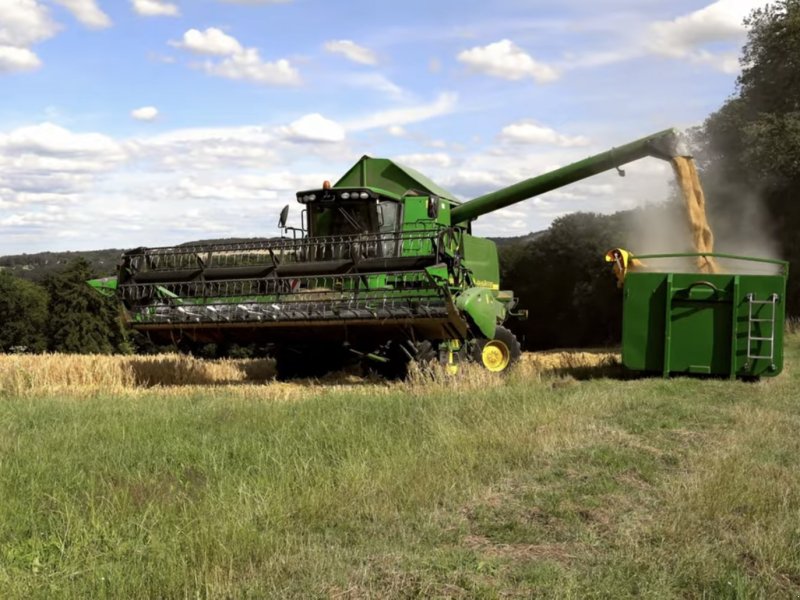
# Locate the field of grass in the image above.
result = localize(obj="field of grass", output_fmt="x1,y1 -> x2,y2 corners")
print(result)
1,340 -> 799,598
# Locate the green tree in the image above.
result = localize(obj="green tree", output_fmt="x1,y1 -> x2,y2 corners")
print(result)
45,259 -> 130,354
0,270 -> 49,352
500,212 -> 631,350
698,0 -> 800,313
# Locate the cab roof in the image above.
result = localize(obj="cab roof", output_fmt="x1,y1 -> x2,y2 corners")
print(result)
334,155 -> 460,203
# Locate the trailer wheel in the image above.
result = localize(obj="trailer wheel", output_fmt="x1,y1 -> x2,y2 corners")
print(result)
472,326 -> 521,373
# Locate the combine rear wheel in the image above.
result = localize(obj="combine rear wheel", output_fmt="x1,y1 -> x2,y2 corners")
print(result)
472,326 -> 521,373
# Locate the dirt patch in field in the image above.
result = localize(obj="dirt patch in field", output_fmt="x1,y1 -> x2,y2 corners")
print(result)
463,534 -> 578,564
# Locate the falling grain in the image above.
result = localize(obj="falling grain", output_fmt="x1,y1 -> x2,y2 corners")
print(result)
671,157 -> 719,273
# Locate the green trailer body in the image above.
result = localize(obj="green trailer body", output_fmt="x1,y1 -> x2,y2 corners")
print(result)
621,254 -> 789,379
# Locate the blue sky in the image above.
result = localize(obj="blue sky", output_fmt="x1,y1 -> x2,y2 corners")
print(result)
0,0 -> 767,253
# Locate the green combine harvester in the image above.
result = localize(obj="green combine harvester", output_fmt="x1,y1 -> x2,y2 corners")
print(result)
89,128 -> 721,378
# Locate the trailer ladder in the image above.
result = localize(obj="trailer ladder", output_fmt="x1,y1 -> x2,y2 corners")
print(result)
746,292 -> 779,363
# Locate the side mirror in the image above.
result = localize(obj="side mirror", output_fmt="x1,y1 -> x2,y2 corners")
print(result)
278,205 -> 289,229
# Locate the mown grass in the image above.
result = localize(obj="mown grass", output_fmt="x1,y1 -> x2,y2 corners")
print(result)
1,341 -> 799,598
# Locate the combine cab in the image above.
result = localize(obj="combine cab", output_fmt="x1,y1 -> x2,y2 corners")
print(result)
91,129 -> 688,378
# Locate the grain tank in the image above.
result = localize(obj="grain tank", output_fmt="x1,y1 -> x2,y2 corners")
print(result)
90,129 -> 688,377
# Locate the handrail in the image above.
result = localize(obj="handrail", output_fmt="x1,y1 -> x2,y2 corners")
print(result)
634,252 -> 788,273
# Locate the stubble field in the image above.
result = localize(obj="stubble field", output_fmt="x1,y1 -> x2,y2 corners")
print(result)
1,339 -> 799,598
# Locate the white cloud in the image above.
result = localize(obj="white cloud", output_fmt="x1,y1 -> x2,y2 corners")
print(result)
177,177 -> 277,201
131,106 -> 159,121
324,40 -> 378,65
172,28 -> 300,86
173,28 -> 243,56
0,209 -> 67,228
0,0 -> 58,72
52,0 -> 112,29
648,0 -> 753,56
396,152 -> 453,169
279,113 -> 346,143
0,120 -> 346,250
204,48 -> 300,85
132,0 -> 180,17
688,49 -> 741,74
443,169 -> 511,198
529,1 -> 757,77
0,0 -> 57,47
646,0 -> 759,73
345,92 -> 458,131
500,121 -> 590,147
0,122 -> 124,158
0,46 -> 41,72
0,0 -> 114,75
346,73 -> 405,99
458,39 -> 558,83
559,48 -> 641,71
143,124 -> 272,145
132,124 -> 277,170
0,121 -> 128,243
388,125 -> 407,137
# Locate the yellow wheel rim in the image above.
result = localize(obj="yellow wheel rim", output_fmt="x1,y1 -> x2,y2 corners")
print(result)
481,340 -> 511,372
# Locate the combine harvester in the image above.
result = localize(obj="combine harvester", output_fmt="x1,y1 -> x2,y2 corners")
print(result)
89,128 -> 786,379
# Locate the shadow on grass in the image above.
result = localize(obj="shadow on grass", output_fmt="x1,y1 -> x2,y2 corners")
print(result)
548,362 -> 634,381
126,356 -> 387,387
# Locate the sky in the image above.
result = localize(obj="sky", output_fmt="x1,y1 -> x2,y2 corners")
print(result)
0,0 -> 770,254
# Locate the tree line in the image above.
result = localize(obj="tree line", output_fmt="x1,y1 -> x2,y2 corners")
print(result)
0,259 -> 129,354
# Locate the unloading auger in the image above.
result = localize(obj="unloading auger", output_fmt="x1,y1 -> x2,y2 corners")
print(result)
90,128 -> 689,378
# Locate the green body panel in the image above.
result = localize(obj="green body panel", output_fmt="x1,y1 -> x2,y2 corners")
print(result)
622,255 -> 788,378
450,128 -> 686,224
455,287 -> 504,339
462,234 -> 499,289
401,196 -> 434,230
87,276 -> 118,297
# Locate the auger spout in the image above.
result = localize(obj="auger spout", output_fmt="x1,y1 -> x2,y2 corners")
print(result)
450,128 -> 689,225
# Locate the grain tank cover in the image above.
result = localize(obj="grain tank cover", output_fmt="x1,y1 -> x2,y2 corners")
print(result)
335,155 -> 460,203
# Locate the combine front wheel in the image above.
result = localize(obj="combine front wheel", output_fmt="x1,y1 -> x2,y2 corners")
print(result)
473,326 -> 521,373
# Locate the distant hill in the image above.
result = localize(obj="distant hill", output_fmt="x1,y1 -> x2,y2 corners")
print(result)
0,238 -> 275,281
0,232 -> 544,281
0,249 -> 126,281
